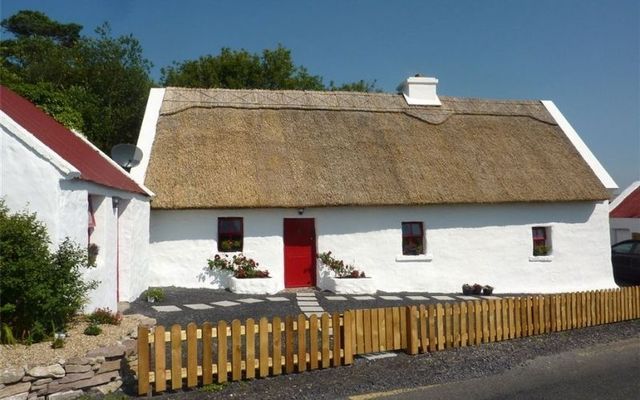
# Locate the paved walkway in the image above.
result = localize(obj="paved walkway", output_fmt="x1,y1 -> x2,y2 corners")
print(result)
149,292 -> 503,314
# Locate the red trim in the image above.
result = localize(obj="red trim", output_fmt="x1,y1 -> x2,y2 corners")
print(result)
611,186 -> 640,218
0,85 -> 146,194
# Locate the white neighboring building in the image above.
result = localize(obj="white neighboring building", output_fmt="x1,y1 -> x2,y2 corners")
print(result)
610,181 -> 640,244
132,77 -> 618,294
0,86 -> 152,311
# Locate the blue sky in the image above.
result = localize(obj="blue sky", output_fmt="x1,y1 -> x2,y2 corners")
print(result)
3,0 -> 638,191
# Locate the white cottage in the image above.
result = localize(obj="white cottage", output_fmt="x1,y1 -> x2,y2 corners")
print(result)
610,181 -> 640,244
131,76 -> 618,294
0,86 -> 152,310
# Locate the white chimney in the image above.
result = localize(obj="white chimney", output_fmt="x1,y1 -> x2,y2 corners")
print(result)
400,75 -> 441,106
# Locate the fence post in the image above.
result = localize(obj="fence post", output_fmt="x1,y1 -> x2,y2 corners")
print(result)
137,326 -> 150,396
343,311 -> 353,365
405,306 -> 418,355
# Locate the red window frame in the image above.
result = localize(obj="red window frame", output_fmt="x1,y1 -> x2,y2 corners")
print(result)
532,226 -> 550,255
218,217 -> 243,252
402,221 -> 424,255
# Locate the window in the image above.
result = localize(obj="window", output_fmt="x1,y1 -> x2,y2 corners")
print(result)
88,195 -> 96,242
402,222 -> 424,255
218,217 -> 243,252
612,241 -> 634,254
532,226 -> 551,256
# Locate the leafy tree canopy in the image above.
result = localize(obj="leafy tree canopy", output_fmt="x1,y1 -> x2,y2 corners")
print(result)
162,45 -> 377,92
1,10 -> 153,151
2,10 -> 377,153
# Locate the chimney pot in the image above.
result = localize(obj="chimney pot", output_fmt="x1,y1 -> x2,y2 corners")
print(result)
400,75 -> 441,106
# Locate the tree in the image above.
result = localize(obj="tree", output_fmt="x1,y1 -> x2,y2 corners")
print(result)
162,45 -> 377,92
1,10 -> 153,151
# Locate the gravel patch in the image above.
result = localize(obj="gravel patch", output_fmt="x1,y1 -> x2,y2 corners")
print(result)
149,319 -> 639,400
0,314 -> 148,369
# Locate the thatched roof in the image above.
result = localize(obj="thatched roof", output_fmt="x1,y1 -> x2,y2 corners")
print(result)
145,88 -> 609,209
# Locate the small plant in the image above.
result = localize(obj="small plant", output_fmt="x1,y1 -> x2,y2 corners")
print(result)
317,252 -> 367,278
51,337 -> 65,349
87,243 -> 99,266
219,239 -> 242,252
207,254 -> 270,279
87,308 -> 122,325
471,283 -> 483,295
200,382 -> 227,393
145,287 -> 165,303
533,245 -> 551,256
84,324 -> 102,336
462,284 -> 472,295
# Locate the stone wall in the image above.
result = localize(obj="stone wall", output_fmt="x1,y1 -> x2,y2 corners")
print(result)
0,341 -> 136,400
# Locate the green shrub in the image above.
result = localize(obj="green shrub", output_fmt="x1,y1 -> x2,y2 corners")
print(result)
144,287 -> 165,302
87,308 -> 122,325
0,200 -> 98,343
84,324 -> 102,336
51,337 -> 65,349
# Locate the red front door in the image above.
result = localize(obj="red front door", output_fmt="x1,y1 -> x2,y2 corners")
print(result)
284,218 -> 316,288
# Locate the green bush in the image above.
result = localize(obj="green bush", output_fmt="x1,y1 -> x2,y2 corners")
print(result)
87,308 -> 122,325
84,324 -> 102,336
51,337 -> 65,349
0,200 -> 98,343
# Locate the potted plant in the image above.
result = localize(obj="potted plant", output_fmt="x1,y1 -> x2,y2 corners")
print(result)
462,284 -> 473,295
471,283 -> 483,295
533,245 -> 551,256
316,252 -> 375,294
207,254 -> 278,294
87,243 -> 99,266
482,285 -> 494,296
145,287 -> 165,303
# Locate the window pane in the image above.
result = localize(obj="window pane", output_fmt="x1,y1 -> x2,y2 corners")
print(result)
402,223 -> 411,236
613,242 -> 634,254
411,223 -> 422,236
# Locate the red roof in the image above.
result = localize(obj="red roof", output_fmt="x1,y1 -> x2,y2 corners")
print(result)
611,185 -> 640,218
0,85 -> 146,195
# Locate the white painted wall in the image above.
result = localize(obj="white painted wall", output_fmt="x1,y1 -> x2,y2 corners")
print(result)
149,201 -> 616,294
1,123 -> 151,310
610,218 -> 640,244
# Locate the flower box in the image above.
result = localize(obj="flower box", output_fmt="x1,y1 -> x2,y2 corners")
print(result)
228,277 -> 279,295
320,276 -> 376,294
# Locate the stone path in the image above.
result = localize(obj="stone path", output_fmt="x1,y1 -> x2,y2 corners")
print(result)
151,292 -> 503,313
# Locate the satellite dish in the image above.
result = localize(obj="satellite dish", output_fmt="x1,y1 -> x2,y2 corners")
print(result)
110,144 -> 143,169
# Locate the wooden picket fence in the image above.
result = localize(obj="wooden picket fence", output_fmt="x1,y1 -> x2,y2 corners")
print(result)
137,286 -> 640,395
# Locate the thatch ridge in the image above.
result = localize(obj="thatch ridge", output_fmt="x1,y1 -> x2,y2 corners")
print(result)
145,88 -> 609,209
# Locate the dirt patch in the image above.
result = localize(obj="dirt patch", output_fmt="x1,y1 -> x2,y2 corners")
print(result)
0,314 -> 151,369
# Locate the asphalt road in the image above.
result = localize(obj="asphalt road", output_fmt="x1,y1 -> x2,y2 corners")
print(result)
353,337 -> 640,400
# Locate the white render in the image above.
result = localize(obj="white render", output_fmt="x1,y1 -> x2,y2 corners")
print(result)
130,88 -> 165,185
148,201 -> 616,294
400,76 -> 441,106
609,180 -> 640,244
1,112 -> 150,311
228,277 -> 280,295
317,268 -> 377,294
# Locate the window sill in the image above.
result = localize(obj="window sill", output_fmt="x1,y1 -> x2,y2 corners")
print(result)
529,255 -> 553,262
396,254 -> 433,262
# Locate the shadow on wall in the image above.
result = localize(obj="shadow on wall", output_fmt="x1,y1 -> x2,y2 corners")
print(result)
197,265 -> 232,287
